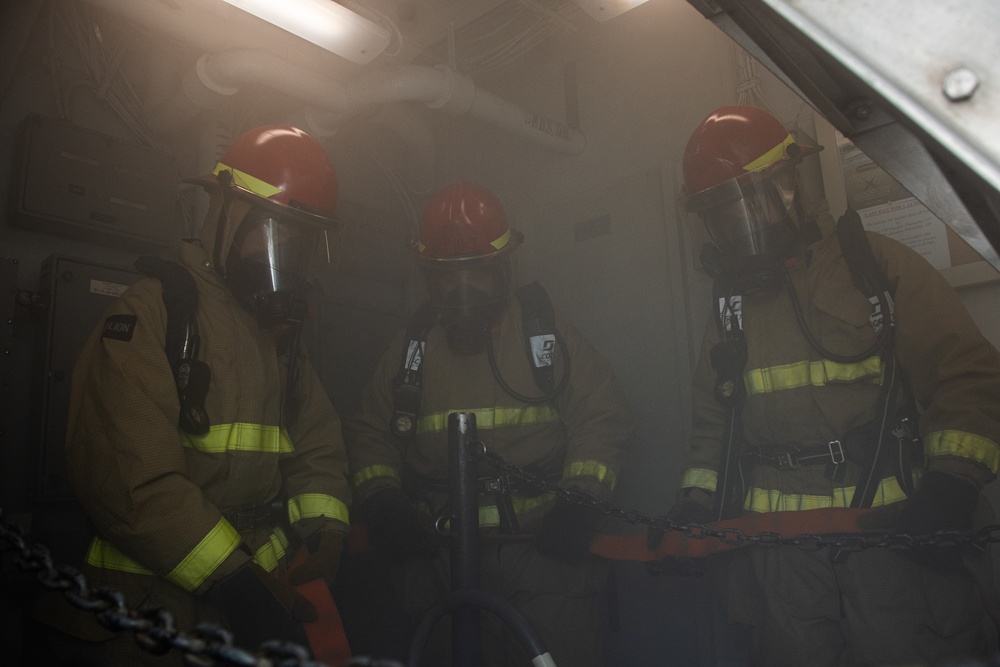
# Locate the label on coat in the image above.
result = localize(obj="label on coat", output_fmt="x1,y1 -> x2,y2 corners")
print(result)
101,314 -> 137,341
718,295 -> 743,333
530,334 -> 555,368
404,340 -> 424,371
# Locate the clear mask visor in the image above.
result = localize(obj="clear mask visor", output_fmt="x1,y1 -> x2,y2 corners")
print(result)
229,213 -> 329,295
422,259 -> 512,312
688,165 -> 798,259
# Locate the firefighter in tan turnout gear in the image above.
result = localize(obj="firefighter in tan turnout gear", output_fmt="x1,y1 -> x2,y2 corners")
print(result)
42,126 -> 351,665
345,181 -> 633,666
664,106 -> 1000,665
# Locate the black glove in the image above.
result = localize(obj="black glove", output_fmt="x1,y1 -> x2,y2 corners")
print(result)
532,499 -> 598,563
646,489 -> 714,578
896,470 -> 980,572
358,487 -> 441,561
206,561 -> 315,649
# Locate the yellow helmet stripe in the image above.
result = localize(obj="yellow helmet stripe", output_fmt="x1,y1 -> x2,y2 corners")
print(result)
214,162 -> 282,199
743,134 -> 796,173
490,228 -> 513,250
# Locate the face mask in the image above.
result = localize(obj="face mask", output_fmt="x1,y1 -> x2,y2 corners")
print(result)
224,212 -> 320,329
421,259 -> 513,353
437,284 -> 507,354
691,164 -> 804,288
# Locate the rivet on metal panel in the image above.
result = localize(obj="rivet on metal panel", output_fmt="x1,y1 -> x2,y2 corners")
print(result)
942,68 -> 980,102
846,99 -> 871,121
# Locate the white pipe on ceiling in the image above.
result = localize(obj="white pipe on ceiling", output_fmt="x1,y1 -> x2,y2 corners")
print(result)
180,50 -> 586,155
82,0 -> 584,155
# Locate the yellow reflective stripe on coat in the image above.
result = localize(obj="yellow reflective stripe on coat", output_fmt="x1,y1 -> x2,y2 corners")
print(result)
166,519 -> 242,590
86,537 -> 156,575
745,475 -> 908,513
85,524 -> 292,583
417,405 -> 560,434
85,518 -> 241,591
744,355 -> 882,397
680,467 -> 718,493
287,493 -> 350,525
253,526 -> 290,573
182,423 -> 294,453
564,459 -> 617,490
351,464 -> 400,489
462,493 -> 557,530
925,430 -> 1000,474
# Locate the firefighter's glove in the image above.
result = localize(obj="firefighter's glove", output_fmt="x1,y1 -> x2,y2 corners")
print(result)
896,470 -> 980,572
207,561 -> 316,649
359,487 -> 440,561
532,498 -> 598,563
646,489 -> 713,577
288,530 -> 345,586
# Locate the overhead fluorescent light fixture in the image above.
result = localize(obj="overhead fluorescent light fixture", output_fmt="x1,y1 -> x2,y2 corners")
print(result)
576,0 -> 651,22
223,0 -> 391,64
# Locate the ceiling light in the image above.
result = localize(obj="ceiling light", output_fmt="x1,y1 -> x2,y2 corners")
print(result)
222,0 -> 390,64
575,0 -> 651,22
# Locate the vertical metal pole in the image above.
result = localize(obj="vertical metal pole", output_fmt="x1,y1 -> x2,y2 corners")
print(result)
449,411 -> 481,666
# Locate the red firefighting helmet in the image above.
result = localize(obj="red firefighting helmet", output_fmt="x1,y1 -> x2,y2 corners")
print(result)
414,181 -> 522,265
190,125 -> 339,230
682,106 -> 820,199
682,106 -> 821,258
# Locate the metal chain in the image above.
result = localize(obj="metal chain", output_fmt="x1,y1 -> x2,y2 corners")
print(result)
478,448 -> 1000,553
0,511 -> 404,667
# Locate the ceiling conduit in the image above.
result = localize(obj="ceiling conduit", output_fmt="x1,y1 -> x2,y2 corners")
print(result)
178,50 -> 587,155
82,0 -> 585,155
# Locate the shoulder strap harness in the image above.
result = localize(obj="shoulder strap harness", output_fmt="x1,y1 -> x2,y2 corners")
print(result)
710,210 -> 920,517
133,256 -> 211,436
389,281 -> 562,439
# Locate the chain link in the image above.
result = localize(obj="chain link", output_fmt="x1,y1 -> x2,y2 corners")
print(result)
478,448 -> 1000,552
0,511 -> 404,667
4,447 -> 997,665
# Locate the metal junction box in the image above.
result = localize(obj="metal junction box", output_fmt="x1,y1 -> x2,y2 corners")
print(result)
33,255 -> 143,501
10,114 -> 178,249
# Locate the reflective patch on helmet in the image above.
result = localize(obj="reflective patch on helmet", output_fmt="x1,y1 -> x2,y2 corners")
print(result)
743,134 -> 795,173
530,334 -> 555,368
101,314 -> 137,342
214,162 -> 282,199
490,227 -> 512,250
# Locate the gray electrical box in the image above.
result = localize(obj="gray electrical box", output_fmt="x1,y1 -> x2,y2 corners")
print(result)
10,114 -> 179,249
33,255 -> 144,501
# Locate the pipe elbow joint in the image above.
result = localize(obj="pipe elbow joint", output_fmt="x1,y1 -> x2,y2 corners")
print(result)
426,65 -> 476,115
